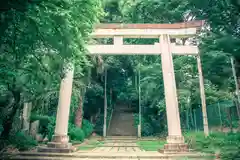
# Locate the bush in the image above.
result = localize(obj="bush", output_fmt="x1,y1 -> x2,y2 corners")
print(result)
133,114 -> 154,136
46,117 -> 93,142
30,114 -> 50,125
82,119 -> 94,138
69,126 -> 85,142
30,114 -> 50,138
47,117 -> 56,141
185,131 -> 240,160
9,131 -> 37,151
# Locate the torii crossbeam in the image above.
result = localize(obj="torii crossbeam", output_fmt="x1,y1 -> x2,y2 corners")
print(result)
87,21 -> 203,55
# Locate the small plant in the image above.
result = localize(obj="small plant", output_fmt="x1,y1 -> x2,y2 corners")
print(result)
82,119 -> 94,138
185,131 -> 240,160
30,114 -> 50,138
69,127 -> 85,141
46,117 -> 56,141
9,131 -> 37,151
137,140 -> 166,151
133,113 -> 154,136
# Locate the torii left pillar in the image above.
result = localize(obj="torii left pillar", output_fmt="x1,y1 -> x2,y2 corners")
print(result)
160,34 -> 188,153
38,63 -> 74,153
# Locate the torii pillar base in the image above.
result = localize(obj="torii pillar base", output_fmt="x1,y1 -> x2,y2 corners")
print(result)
159,136 -> 189,154
38,135 -> 75,153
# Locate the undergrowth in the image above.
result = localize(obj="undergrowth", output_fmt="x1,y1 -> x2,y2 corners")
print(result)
185,131 -> 240,160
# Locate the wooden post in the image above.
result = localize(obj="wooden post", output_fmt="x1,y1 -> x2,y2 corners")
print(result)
186,109 -> 189,131
217,102 -> 223,131
231,57 -> 240,120
22,102 -> 32,134
138,65 -> 141,138
103,68 -> 107,137
193,109 -> 197,132
197,55 -> 209,136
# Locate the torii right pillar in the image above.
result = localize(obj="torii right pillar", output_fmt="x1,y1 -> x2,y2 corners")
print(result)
160,34 -> 188,153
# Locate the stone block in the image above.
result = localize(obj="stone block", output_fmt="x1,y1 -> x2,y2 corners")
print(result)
160,143 -> 189,154
37,146 -> 73,153
37,135 -> 73,153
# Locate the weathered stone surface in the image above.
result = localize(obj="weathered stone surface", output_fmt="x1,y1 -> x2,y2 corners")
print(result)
37,146 -> 73,153
35,134 -> 43,142
37,135 -> 73,153
30,120 -> 40,139
47,142 -> 72,149
22,102 -> 32,133
162,143 -> 189,154
51,135 -> 69,143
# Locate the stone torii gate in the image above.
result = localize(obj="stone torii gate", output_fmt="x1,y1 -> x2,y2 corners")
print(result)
39,21 -> 208,153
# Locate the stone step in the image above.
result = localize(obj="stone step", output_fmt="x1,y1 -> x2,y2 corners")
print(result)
104,141 -> 137,143
37,146 -> 73,153
2,152 -> 215,160
102,144 -> 138,147
104,137 -> 138,140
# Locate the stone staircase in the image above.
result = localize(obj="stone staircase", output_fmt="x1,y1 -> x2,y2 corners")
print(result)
107,104 -> 137,136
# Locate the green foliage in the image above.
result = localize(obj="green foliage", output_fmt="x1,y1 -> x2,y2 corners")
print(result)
137,140 -> 166,151
185,132 -> 240,159
30,114 -> 50,126
82,119 -> 94,138
94,108 -> 112,135
47,117 -> 93,141
77,140 -> 104,150
133,113 -> 154,136
9,131 -> 37,151
101,0 -> 238,138
30,114 -> 50,137
190,0 -> 240,60
69,126 -> 85,142
0,0 -> 103,139
84,83 -> 104,119
47,117 -> 56,141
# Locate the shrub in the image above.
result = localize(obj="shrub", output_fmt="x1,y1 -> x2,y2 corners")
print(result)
46,117 -> 93,142
69,127 -> 85,142
185,131 -> 240,160
30,114 -> 50,138
82,119 -> 94,138
47,117 -> 56,141
133,113 -> 154,136
30,114 -> 50,125
9,131 -> 37,151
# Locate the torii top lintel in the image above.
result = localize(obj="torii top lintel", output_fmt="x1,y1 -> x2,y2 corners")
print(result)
91,20 -> 204,38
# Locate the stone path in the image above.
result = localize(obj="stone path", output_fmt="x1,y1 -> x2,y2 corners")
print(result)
77,138 -> 144,153
2,137 -> 214,160
72,138 -> 214,160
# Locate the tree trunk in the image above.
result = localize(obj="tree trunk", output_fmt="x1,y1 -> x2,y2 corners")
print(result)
228,107 -> 233,132
75,86 -> 87,128
0,90 -> 21,139
75,95 -> 83,128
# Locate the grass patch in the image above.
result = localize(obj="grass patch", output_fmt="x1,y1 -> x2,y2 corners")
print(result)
78,146 -> 96,150
77,140 -> 104,151
137,140 -> 166,151
71,140 -> 82,145
87,140 -> 104,145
